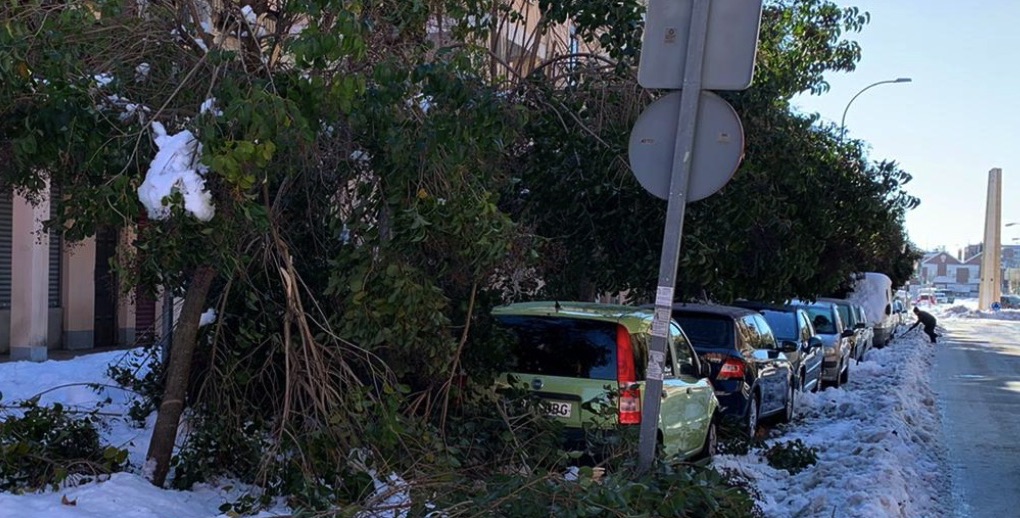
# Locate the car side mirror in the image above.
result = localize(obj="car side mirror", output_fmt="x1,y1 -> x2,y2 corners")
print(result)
808,336 -> 823,349
780,340 -> 799,353
841,329 -> 855,338
700,362 -> 711,378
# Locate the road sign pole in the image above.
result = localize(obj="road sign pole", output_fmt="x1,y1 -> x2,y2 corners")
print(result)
637,0 -> 712,473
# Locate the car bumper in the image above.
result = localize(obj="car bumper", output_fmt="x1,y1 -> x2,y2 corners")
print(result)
821,359 -> 841,380
711,383 -> 751,420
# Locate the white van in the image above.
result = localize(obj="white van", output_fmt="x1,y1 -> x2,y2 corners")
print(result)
845,272 -> 898,348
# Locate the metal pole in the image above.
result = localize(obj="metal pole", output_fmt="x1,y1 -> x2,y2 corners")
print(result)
637,0 -> 711,473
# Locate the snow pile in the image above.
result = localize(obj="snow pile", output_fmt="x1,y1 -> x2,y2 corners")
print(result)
137,121 -> 216,222
714,330 -> 950,517
846,272 -> 893,327
932,298 -> 1020,321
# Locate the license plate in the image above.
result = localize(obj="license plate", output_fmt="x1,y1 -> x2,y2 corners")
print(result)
545,401 -> 572,418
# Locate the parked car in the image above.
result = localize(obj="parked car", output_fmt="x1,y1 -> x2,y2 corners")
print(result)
818,298 -> 871,361
661,303 -> 796,438
916,293 -> 936,307
494,302 -> 719,461
852,303 -> 875,358
790,299 -> 853,388
731,301 -> 825,393
1000,294 -> 1020,309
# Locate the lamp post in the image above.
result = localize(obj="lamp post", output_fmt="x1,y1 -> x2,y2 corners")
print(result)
839,78 -> 912,137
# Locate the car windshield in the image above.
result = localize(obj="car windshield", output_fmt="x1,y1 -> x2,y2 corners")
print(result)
803,306 -> 837,334
496,315 -> 618,380
674,314 -> 734,351
758,310 -> 796,341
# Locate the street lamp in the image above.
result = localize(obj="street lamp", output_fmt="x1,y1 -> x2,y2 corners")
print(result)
839,78 -> 913,137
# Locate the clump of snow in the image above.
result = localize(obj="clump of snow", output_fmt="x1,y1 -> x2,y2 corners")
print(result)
199,308 -> 217,326
93,73 -> 114,87
358,473 -> 410,518
240,5 -> 257,25
137,121 -> 216,222
199,97 -> 223,117
135,63 -> 151,83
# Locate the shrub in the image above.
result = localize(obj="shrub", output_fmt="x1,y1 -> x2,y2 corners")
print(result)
0,402 -> 128,492
763,439 -> 818,475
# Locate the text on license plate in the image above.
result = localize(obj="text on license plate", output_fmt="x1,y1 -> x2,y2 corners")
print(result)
545,401 -> 572,417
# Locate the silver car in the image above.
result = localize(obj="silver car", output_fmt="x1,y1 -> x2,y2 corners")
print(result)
791,300 -> 853,389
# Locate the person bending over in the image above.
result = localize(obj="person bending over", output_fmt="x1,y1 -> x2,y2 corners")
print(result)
907,306 -> 939,343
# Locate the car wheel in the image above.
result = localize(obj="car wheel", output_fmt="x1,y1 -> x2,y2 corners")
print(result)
780,382 -> 795,424
694,417 -> 718,461
745,397 -> 759,439
839,359 -> 850,385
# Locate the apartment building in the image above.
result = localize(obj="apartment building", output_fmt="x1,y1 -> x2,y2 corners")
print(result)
0,186 -> 155,362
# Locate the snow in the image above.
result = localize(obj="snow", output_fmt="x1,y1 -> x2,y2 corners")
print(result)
846,272 -> 893,327
199,308 -> 217,326
0,350 -> 291,518
199,97 -> 223,117
137,121 -> 216,222
7,300 -> 1014,516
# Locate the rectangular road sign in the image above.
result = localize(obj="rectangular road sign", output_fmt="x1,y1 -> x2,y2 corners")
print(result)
638,0 -> 763,90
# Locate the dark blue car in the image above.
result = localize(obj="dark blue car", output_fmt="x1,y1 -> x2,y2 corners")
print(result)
731,301 -> 825,393
665,303 -> 796,438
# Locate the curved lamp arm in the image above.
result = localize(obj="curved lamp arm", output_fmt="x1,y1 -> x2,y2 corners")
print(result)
839,77 -> 912,136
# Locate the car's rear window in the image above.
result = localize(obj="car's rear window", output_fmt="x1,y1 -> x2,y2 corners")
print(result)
674,314 -> 734,351
759,310 -> 795,341
497,316 -> 619,380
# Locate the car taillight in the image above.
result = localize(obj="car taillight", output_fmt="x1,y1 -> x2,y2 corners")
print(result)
616,325 -> 641,425
619,387 -> 641,424
717,358 -> 746,380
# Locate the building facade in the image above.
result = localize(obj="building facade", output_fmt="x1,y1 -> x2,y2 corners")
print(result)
1,186 -> 157,361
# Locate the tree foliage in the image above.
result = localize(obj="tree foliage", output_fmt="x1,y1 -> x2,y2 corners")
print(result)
510,0 -> 922,303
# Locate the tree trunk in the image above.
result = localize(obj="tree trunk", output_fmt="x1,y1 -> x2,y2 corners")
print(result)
145,264 -> 216,487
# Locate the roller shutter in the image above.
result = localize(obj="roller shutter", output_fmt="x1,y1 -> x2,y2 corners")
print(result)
48,183 -> 62,308
0,189 -> 12,310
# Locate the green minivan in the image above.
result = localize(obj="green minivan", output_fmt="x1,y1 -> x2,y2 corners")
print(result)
493,301 -> 719,461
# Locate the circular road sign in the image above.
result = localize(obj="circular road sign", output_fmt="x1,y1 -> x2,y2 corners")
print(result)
628,90 -> 745,201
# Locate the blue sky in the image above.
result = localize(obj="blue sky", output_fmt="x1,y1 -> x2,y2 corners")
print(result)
791,0 -> 1020,256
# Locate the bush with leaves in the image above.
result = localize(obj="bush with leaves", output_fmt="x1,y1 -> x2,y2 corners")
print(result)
0,402 -> 128,492
764,439 -> 819,475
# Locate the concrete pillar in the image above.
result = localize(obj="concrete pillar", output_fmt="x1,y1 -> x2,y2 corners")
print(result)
10,187 -> 50,362
62,236 -> 96,350
978,168 -> 1003,310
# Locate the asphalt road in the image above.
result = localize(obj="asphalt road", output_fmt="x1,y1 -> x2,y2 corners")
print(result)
933,317 -> 1020,518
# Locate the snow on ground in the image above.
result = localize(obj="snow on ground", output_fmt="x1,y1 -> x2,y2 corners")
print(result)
0,349 -> 289,518
715,323 -> 951,517
4,300 -> 1011,517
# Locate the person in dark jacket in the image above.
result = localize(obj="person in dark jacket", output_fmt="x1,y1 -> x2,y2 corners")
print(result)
907,306 -> 939,343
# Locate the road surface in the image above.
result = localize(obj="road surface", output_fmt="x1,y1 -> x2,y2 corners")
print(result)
933,317 -> 1020,518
